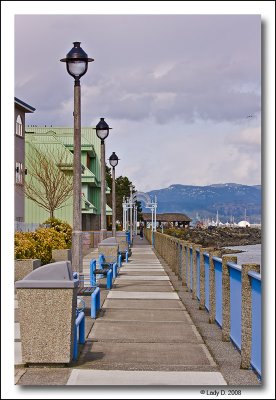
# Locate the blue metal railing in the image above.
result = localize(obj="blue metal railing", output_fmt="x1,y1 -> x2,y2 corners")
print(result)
73,311 -> 85,361
213,257 -> 223,327
90,257 -> 114,289
190,247 -> 193,290
74,268 -> 101,319
155,236 -> 262,378
204,252 -> 210,311
228,262 -> 242,350
91,287 -> 101,319
185,246 -> 189,287
249,271 -> 262,376
125,231 -> 131,246
196,249 -> 200,300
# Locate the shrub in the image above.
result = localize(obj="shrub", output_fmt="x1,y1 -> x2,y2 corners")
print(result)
15,227 -> 68,265
43,217 -> 72,247
14,232 -> 37,260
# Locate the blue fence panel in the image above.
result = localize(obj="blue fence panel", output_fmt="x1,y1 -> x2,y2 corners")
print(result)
204,253 -> 210,311
249,271 -> 262,377
196,250 -> 200,300
190,247 -> 193,290
213,257 -> 223,327
229,263 -> 242,350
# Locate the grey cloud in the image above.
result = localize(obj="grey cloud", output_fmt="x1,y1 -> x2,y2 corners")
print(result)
13,13 -> 261,189
15,14 -> 261,126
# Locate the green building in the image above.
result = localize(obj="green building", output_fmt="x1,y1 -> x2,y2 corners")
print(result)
24,126 -> 112,230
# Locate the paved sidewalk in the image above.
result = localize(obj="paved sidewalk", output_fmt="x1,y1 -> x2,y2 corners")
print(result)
66,237 -> 227,385
15,236 -> 260,386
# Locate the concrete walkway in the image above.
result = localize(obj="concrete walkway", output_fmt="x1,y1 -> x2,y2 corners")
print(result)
15,237 -> 261,386
66,237 -> 227,385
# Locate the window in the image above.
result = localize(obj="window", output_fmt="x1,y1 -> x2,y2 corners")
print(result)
87,154 -> 91,168
15,162 -> 23,184
16,115 -> 23,136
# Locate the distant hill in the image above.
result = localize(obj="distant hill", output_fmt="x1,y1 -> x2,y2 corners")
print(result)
145,183 -> 261,224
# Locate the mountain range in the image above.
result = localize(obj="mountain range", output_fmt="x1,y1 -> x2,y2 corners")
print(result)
145,183 -> 261,224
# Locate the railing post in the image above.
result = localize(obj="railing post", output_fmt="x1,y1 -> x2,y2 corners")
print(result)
172,239 -> 176,274
181,241 -> 186,287
106,269 -> 112,290
209,250 -> 222,323
186,242 -> 192,291
222,255 -> 237,341
79,314 -> 85,344
192,244 -> 201,299
178,242 -> 182,280
90,259 -> 96,286
241,263 -> 260,369
199,247 -> 212,310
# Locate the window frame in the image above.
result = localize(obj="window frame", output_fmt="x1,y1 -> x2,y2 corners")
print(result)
15,162 -> 23,184
16,115 -> 23,137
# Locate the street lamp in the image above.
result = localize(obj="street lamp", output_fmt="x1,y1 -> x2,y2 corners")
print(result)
129,184 -> 133,244
109,152 -> 119,237
95,118 -> 111,242
60,42 -> 93,273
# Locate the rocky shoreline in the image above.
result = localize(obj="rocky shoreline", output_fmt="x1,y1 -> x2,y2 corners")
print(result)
163,227 -> 261,253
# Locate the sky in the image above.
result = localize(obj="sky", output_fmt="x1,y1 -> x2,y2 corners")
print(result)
1,2 -> 275,399
13,12 -> 262,192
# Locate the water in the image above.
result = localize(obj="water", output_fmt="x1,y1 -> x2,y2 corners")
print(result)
225,244 -> 261,268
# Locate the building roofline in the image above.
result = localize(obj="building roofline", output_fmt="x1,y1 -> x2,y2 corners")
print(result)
15,97 -> 36,113
142,212 -> 192,222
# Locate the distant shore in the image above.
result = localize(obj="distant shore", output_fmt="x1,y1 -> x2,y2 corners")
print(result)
162,227 -> 261,252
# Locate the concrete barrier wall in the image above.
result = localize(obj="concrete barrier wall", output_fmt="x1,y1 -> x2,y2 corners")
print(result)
52,249 -> 72,263
98,243 -> 119,262
14,259 -> 41,282
150,229 -> 262,377
82,231 -> 113,250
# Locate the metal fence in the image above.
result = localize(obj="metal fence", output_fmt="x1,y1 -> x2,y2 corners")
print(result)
14,221 -> 49,232
149,229 -> 262,379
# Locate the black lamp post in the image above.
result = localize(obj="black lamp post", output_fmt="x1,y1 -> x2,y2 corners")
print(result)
60,42 -> 93,273
95,118 -> 112,242
109,152 -> 119,237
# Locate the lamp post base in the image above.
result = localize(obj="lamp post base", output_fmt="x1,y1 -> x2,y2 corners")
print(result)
100,229 -> 107,243
72,231 -> 83,273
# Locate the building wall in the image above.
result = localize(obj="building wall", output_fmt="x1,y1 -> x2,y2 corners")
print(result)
24,127 -> 110,229
82,214 -> 101,231
14,106 -> 26,221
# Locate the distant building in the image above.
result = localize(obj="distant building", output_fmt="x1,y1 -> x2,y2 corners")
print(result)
142,212 -> 192,228
24,126 -> 112,230
14,97 -> 36,222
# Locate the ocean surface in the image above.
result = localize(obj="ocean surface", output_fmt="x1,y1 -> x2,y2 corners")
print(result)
225,244 -> 262,268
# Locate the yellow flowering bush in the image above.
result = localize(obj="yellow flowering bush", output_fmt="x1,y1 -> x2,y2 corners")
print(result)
43,218 -> 72,247
14,232 -> 37,260
15,227 -> 68,265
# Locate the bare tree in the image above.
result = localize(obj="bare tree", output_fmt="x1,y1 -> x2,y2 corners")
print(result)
24,146 -> 73,218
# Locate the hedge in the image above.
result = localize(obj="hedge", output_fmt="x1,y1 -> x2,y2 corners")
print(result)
15,226 -> 70,265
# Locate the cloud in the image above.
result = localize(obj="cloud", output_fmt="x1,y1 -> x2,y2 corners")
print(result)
14,14 -> 261,189
15,14 -> 261,126
229,126 -> 261,151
